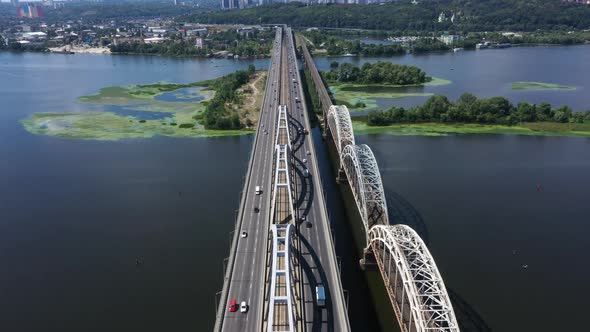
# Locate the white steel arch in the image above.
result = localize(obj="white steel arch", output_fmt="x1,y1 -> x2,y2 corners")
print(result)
267,224 -> 297,332
327,105 -> 355,157
368,224 -> 459,332
341,144 -> 389,237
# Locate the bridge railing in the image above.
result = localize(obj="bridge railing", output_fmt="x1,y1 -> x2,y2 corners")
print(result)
296,35 -> 333,114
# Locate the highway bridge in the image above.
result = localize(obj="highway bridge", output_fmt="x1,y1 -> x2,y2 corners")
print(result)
214,27 -> 350,332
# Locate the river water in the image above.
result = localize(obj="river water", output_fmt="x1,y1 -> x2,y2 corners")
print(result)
0,48 -> 589,331
314,44 -> 590,111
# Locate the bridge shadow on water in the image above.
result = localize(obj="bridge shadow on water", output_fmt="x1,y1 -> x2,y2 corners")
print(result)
383,190 -> 492,331
384,189 -> 430,246
448,288 -> 493,332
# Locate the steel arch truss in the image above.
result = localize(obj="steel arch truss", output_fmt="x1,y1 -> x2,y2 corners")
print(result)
341,144 -> 389,236
368,225 -> 459,332
267,224 -> 298,332
327,105 -> 355,159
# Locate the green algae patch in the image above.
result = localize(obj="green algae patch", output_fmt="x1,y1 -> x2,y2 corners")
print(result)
22,112 -> 251,141
22,76 -> 260,141
329,77 -> 450,111
353,121 -> 590,137
511,81 -> 576,91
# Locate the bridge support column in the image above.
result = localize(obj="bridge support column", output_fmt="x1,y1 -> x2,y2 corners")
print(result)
359,247 -> 377,271
335,167 -> 347,184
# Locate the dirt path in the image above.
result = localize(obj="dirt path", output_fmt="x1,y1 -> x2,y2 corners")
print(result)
235,71 -> 266,125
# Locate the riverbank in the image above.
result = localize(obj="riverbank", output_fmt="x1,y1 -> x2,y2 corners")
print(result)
49,46 -> 111,54
353,121 -> 590,137
21,71 -> 266,140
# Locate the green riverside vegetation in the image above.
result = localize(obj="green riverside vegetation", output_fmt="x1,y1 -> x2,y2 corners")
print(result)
367,94 -> 590,126
111,29 -> 274,58
323,62 -> 428,85
198,64 -> 256,130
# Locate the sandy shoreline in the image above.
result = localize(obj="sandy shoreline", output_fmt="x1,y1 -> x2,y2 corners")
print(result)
49,46 -> 111,54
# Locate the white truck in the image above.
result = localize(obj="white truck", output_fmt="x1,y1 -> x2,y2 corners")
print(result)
255,186 -> 261,195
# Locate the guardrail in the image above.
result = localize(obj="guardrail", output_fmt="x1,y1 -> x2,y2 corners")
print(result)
213,28 -> 283,332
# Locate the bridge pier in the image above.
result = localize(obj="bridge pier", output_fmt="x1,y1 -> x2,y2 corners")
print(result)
335,167 -> 347,184
359,247 -> 377,271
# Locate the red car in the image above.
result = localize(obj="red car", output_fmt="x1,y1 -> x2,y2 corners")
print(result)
228,299 -> 238,312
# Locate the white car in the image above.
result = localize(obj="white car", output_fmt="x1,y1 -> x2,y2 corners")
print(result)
302,158 -> 307,163
306,151 -> 311,155
240,301 -> 248,313
241,231 -> 248,238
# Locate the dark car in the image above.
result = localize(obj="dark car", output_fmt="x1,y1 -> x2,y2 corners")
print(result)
254,207 -> 260,213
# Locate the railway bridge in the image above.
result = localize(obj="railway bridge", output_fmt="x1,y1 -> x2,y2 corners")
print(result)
298,35 -> 460,332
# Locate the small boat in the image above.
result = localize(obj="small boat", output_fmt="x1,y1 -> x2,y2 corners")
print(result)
342,53 -> 356,57
453,47 -> 463,52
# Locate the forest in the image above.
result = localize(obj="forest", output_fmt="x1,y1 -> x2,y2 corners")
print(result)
323,62 -> 428,85
367,94 -> 590,126
199,65 -> 256,130
110,29 -> 273,58
182,0 -> 590,32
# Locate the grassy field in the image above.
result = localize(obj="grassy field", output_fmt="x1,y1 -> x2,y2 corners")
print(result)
353,121 -> 590,137
329,77 -> 451,111
22,75 -> 263,141
511,81 -> 576,91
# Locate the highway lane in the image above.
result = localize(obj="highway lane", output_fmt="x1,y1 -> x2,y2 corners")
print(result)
219,29 -> 283,332
217,27 -> 350,332
283,29 -> 351,332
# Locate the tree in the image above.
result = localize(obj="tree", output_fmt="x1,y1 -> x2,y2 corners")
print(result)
420,95 -> 451,121
553,106 -> 572,123
515,102 -> 537,122
536,102 -> 553,121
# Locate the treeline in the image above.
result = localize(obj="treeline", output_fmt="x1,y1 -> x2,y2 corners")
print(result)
367,94 -> 590,126
181,1 -> 590,32
110,30 -> 273,58
199,65 -> 256,130
0,39 -> 47,52
323,62 -> 428,85
110,41 -> 206,57
305,31 -> 405,56
42,2 -> 211,24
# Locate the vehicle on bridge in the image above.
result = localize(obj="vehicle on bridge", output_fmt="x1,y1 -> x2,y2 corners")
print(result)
255,185 -> 261,195
240,301 -> 248,313
315,286 -> 325,307
228,299 -> 238,312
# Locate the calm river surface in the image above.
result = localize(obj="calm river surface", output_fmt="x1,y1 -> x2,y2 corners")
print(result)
0,48 -> 589,331
315,44 -> 590,111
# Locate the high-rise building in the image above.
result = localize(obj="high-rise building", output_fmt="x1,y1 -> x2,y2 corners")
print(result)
11,0 -> 19,7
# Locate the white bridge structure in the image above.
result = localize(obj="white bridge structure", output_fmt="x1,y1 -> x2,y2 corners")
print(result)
267,224 -> 298,332
265,104 -> 300,332
325,105 -> 460,332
